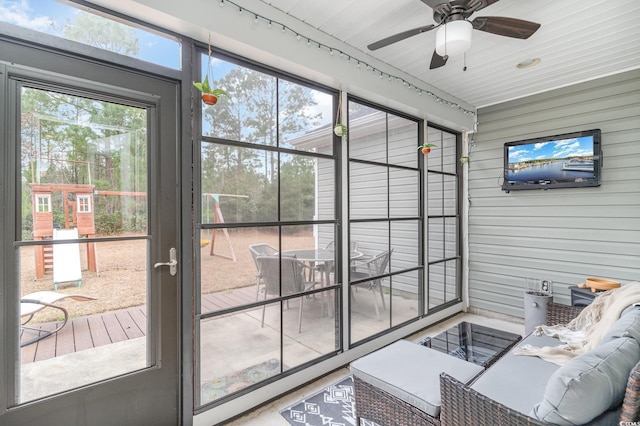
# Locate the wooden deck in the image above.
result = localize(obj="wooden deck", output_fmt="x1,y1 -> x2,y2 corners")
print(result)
20,285 -> 257,364
20,306 -> 147,364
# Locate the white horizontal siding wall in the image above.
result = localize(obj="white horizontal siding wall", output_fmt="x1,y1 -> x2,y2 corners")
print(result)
469,69 -> 640,317
316,156 -> 335,249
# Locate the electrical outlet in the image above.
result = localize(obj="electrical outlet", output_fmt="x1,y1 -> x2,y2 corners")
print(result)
541,280 -> 551,293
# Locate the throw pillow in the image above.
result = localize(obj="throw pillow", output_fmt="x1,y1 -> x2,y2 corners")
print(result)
530,336 -> 640,425
600,304 -> 640,345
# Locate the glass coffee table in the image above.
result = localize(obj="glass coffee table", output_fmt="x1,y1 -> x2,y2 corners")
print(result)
417,321 -> 522,368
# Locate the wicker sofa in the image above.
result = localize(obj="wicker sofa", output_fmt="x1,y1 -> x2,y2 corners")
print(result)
353,302 -> 640,426
439,302 -> 640,425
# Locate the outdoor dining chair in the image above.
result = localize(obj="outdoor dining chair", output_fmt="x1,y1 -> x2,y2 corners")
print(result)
316,240 -> 360,279
324,240 -> 359,252
350,249 -> 393,317
249,243 -> 278,300
256,255 -> 318,333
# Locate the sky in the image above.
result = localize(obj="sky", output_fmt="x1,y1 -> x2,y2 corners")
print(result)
0,0 -> 181,69
508,136 -> 594,164
2,0 -> 333,130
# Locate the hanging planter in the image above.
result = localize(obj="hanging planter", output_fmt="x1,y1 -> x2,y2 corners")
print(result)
418,143 -> 437,154
334,93 -> 348,137
193,75 -> 229,105
193,35 -> 230,106
334,123 -> 348,137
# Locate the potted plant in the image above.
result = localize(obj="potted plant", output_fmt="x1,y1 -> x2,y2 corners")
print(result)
193,75 -> 229,106
334,123 -> 348,137
334,94 -> 348,137
418,143 -> 437,154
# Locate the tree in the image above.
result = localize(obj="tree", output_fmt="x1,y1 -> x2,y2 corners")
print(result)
280,155 -> 316,221
60,11 -> 139,55
202,66 -> 323,223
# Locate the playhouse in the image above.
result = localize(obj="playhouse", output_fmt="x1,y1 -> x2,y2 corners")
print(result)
30,183 -> 97,279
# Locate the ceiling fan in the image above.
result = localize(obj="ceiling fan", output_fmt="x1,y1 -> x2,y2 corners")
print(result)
367,0 -> 541,69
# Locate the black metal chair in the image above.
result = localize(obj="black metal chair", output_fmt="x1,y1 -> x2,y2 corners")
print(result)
256,255 -> 318,333
248,243 -> 278,300
350,249 -> 392,317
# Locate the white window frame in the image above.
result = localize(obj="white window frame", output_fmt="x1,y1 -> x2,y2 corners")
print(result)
77,194 -> 92,213
36,194 -> 51,213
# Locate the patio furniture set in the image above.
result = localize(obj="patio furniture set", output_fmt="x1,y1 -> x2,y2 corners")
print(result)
248,242 -> 392,331
350,285 -> 640,425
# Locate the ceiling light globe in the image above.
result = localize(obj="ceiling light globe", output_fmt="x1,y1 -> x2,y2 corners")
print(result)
435,20 -> 472,57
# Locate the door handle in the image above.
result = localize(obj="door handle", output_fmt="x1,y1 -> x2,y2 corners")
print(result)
154,247 -> 177,276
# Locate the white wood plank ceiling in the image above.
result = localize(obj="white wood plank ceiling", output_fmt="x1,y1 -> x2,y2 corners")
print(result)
259,0 -> 640,107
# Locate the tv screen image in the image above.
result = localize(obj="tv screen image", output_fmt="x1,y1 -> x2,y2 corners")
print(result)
502,129 -> 602,192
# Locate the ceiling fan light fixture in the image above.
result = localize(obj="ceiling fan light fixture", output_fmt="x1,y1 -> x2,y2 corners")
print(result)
435,20 -> 472,57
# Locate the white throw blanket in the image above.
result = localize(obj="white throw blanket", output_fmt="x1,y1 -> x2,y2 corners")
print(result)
514,281 -> 640,365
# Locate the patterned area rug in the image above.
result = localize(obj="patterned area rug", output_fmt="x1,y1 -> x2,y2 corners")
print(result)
280,376 -> 379,426
201,358 -> 281,402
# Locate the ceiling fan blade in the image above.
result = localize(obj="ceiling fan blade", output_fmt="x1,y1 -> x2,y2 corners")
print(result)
430,51 -> 448,69
367,24 -> 436,50
471,16 -> 541,39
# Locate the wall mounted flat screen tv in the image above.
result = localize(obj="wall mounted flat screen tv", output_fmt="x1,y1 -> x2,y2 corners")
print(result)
502,129 -> 602,192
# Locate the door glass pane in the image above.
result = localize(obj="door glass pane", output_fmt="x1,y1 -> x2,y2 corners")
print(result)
17,87 -> 150,403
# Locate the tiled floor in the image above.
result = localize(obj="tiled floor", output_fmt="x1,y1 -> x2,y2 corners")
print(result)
225,312 -> 524,425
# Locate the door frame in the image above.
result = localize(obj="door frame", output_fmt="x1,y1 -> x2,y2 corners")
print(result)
0,37 -> 183,425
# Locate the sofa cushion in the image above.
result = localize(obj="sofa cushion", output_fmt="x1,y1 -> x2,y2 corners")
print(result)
470,332 -> 561,414
600,304 -> 640,345
531,336 -> 640,425
350,339 -> 484,417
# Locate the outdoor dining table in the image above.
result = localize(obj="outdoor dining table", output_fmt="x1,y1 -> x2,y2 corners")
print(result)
281,248 -> 363,317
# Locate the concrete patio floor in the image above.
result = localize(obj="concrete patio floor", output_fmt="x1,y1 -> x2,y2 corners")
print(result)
226,311 -> 525,425
17,283 -> 523,421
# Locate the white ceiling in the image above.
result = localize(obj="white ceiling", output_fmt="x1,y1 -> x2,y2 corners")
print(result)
259,0 -> 640,108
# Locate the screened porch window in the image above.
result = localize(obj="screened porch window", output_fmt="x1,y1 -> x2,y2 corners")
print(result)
347,99 -> 423,345
194,53 -> 338,408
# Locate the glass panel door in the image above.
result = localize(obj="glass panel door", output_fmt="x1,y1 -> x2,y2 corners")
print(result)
16,86 -> 152,402
1,42 -> 179,425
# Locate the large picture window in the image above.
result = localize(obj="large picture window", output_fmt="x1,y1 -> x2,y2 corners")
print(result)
427,126 -> 461,311
347,99 -> 424,345
194,53 -> 338,408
